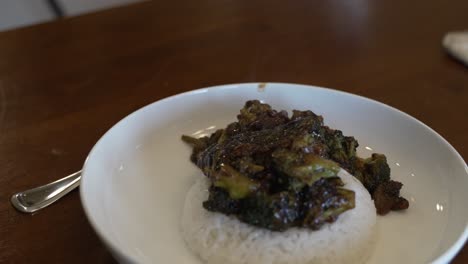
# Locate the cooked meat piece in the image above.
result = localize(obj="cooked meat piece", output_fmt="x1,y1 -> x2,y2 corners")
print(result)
372,180 -> 409,215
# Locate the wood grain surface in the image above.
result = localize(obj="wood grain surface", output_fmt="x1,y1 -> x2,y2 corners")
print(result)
0,0 -> 467,263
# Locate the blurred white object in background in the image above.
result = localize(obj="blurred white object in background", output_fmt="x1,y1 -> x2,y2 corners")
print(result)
57,0 -> 144,16
443,31 -> 468,66
0,0 -> 144,32
0,0 -> 53,31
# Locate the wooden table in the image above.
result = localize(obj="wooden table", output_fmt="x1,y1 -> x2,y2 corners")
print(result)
0,0 -> 466,263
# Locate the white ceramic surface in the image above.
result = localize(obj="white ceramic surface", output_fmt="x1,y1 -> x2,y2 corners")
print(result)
80,83 -> 468,264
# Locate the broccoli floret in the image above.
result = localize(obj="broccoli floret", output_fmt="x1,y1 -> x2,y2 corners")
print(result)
211,164 -> 260,199
237,100 -> 289,130
235,178 -> 355,231
321,127 -> 359,170
237,191 -> 300,231
203,186 -> 240,215
272,149 -> 341,186
360,153 -> 391,193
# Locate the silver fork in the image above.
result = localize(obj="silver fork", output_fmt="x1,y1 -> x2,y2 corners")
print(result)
11,171 -> 81,213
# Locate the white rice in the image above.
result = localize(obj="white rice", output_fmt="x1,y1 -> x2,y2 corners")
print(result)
181,169 -> 377,264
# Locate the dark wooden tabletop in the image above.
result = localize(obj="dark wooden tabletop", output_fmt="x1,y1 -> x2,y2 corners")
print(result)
0,0 -> 467,263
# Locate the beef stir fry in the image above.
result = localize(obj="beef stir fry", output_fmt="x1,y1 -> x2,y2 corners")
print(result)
183,100 -> 408,231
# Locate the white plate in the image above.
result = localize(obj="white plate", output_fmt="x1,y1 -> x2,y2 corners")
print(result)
80,83 -> 468,264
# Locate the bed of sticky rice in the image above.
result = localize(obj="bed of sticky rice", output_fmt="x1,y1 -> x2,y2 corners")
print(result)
181,169 -> 377,264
